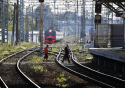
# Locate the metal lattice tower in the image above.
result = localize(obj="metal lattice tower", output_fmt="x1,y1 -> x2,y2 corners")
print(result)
5,0 -> 9,44
0,0 -> 8,45
81,0 -> 85,44
90,1 -> 95,41
19,0 -> 24,42
0,2 -> 2,45
25,6 -> 30,42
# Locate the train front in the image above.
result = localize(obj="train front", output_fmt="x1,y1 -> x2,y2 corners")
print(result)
45,30 -> 56,43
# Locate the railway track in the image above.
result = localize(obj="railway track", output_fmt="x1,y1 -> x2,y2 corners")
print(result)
0,76 -> 8,88
0,46 -> 41,88
55,47 -> 124,88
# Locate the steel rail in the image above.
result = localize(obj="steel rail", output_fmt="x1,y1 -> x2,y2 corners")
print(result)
0,45 -> 39,88
17,49 -> 41,88
0,76 -> 8,88
71,53 -> 125,83
0,46 -> 39,64
55,47 -> 115,88
0,49 -> 26,64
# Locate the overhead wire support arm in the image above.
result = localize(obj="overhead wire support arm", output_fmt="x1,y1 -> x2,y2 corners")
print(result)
102,3 -> 121,15
114,2 -> 125,11
119,2 -> 125,8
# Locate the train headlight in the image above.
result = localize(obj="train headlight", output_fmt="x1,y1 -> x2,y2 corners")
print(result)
49,30 -> 52,33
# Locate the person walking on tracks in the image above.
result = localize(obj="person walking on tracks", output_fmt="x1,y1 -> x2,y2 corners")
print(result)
43,45 -> 49,63
62,44 -> 70,63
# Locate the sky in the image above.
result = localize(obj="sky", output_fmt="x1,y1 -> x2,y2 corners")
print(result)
9,0 -> 121,19
10,0 -> 85,16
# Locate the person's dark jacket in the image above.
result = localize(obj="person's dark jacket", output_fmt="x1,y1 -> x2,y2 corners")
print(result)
65,47 -> 69,55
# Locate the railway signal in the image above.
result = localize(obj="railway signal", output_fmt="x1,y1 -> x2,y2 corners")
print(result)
39,0 -> 44,2
95,1 -> 102,13
95,15 -> 101,23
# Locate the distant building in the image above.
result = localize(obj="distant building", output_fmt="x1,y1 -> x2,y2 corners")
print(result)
0,30 -> 43,43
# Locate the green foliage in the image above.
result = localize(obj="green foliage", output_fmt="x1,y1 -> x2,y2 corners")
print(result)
52,48 -> 58,52
57,77 -> 66,83
28,55 -> 43,63
73,50 -> 93,61
73,52 -> 79,55
24,17 -> 36,31
35,4 -> 58,30
27,54 -> 44,72
8,25 -> 13,31
50,43 -> 61,47
65,26 -> 72,31
56,74 -> 69,87
85,56 -> 93,60
2,51 -> 9,55
62,84 -> 68,87
31,65 -> 43,72
7,4 -> 14,30
60,74 -> 64,77
64,26 -> 73,36
0,41 -> 38,59
72,45 -> 82,50
0,55 -> 4,59
21,42 -> 38,48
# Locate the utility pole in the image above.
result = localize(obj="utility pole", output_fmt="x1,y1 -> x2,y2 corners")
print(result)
40,2 -> 43,56
81,0 -> 85,52
11,3 -> 16,46
75,8 -> 76,43
22,0 -> 24,42
7,0 -> 9,44
97,15 -> 99,48
16,0 -> 19,45
57,5 -> 58,30
20,0 -> 24,42
2,0 -> 5,43
32,6 -> 33,43
26,7 -> 28,42
26,7 -> 30,42
19,0 -> 21,42
77,0 -> 79,44
91,1 -> 94,42
78,22 -> 79,44
54,0 -> 56,29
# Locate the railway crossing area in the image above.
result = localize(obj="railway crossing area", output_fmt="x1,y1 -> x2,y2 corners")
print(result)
0,0 -> 125,87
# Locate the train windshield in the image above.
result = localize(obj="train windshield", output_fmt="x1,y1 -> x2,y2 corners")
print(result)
45,31 -> 49,36
45,30 -> 55,36
51,31 -> 55,35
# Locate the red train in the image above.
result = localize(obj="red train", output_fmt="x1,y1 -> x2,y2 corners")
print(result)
44,30 -> 56,43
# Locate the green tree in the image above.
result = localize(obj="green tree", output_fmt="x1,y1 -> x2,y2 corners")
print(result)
35,4 -> 58,30
64,26 -> 73,36
8,5 -> 14,31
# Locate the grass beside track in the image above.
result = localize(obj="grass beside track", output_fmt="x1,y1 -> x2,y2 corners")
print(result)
0,41 -> 39,59
72,45 -> 93,63
27,54 -> 54,72
49,42 -> 61,47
